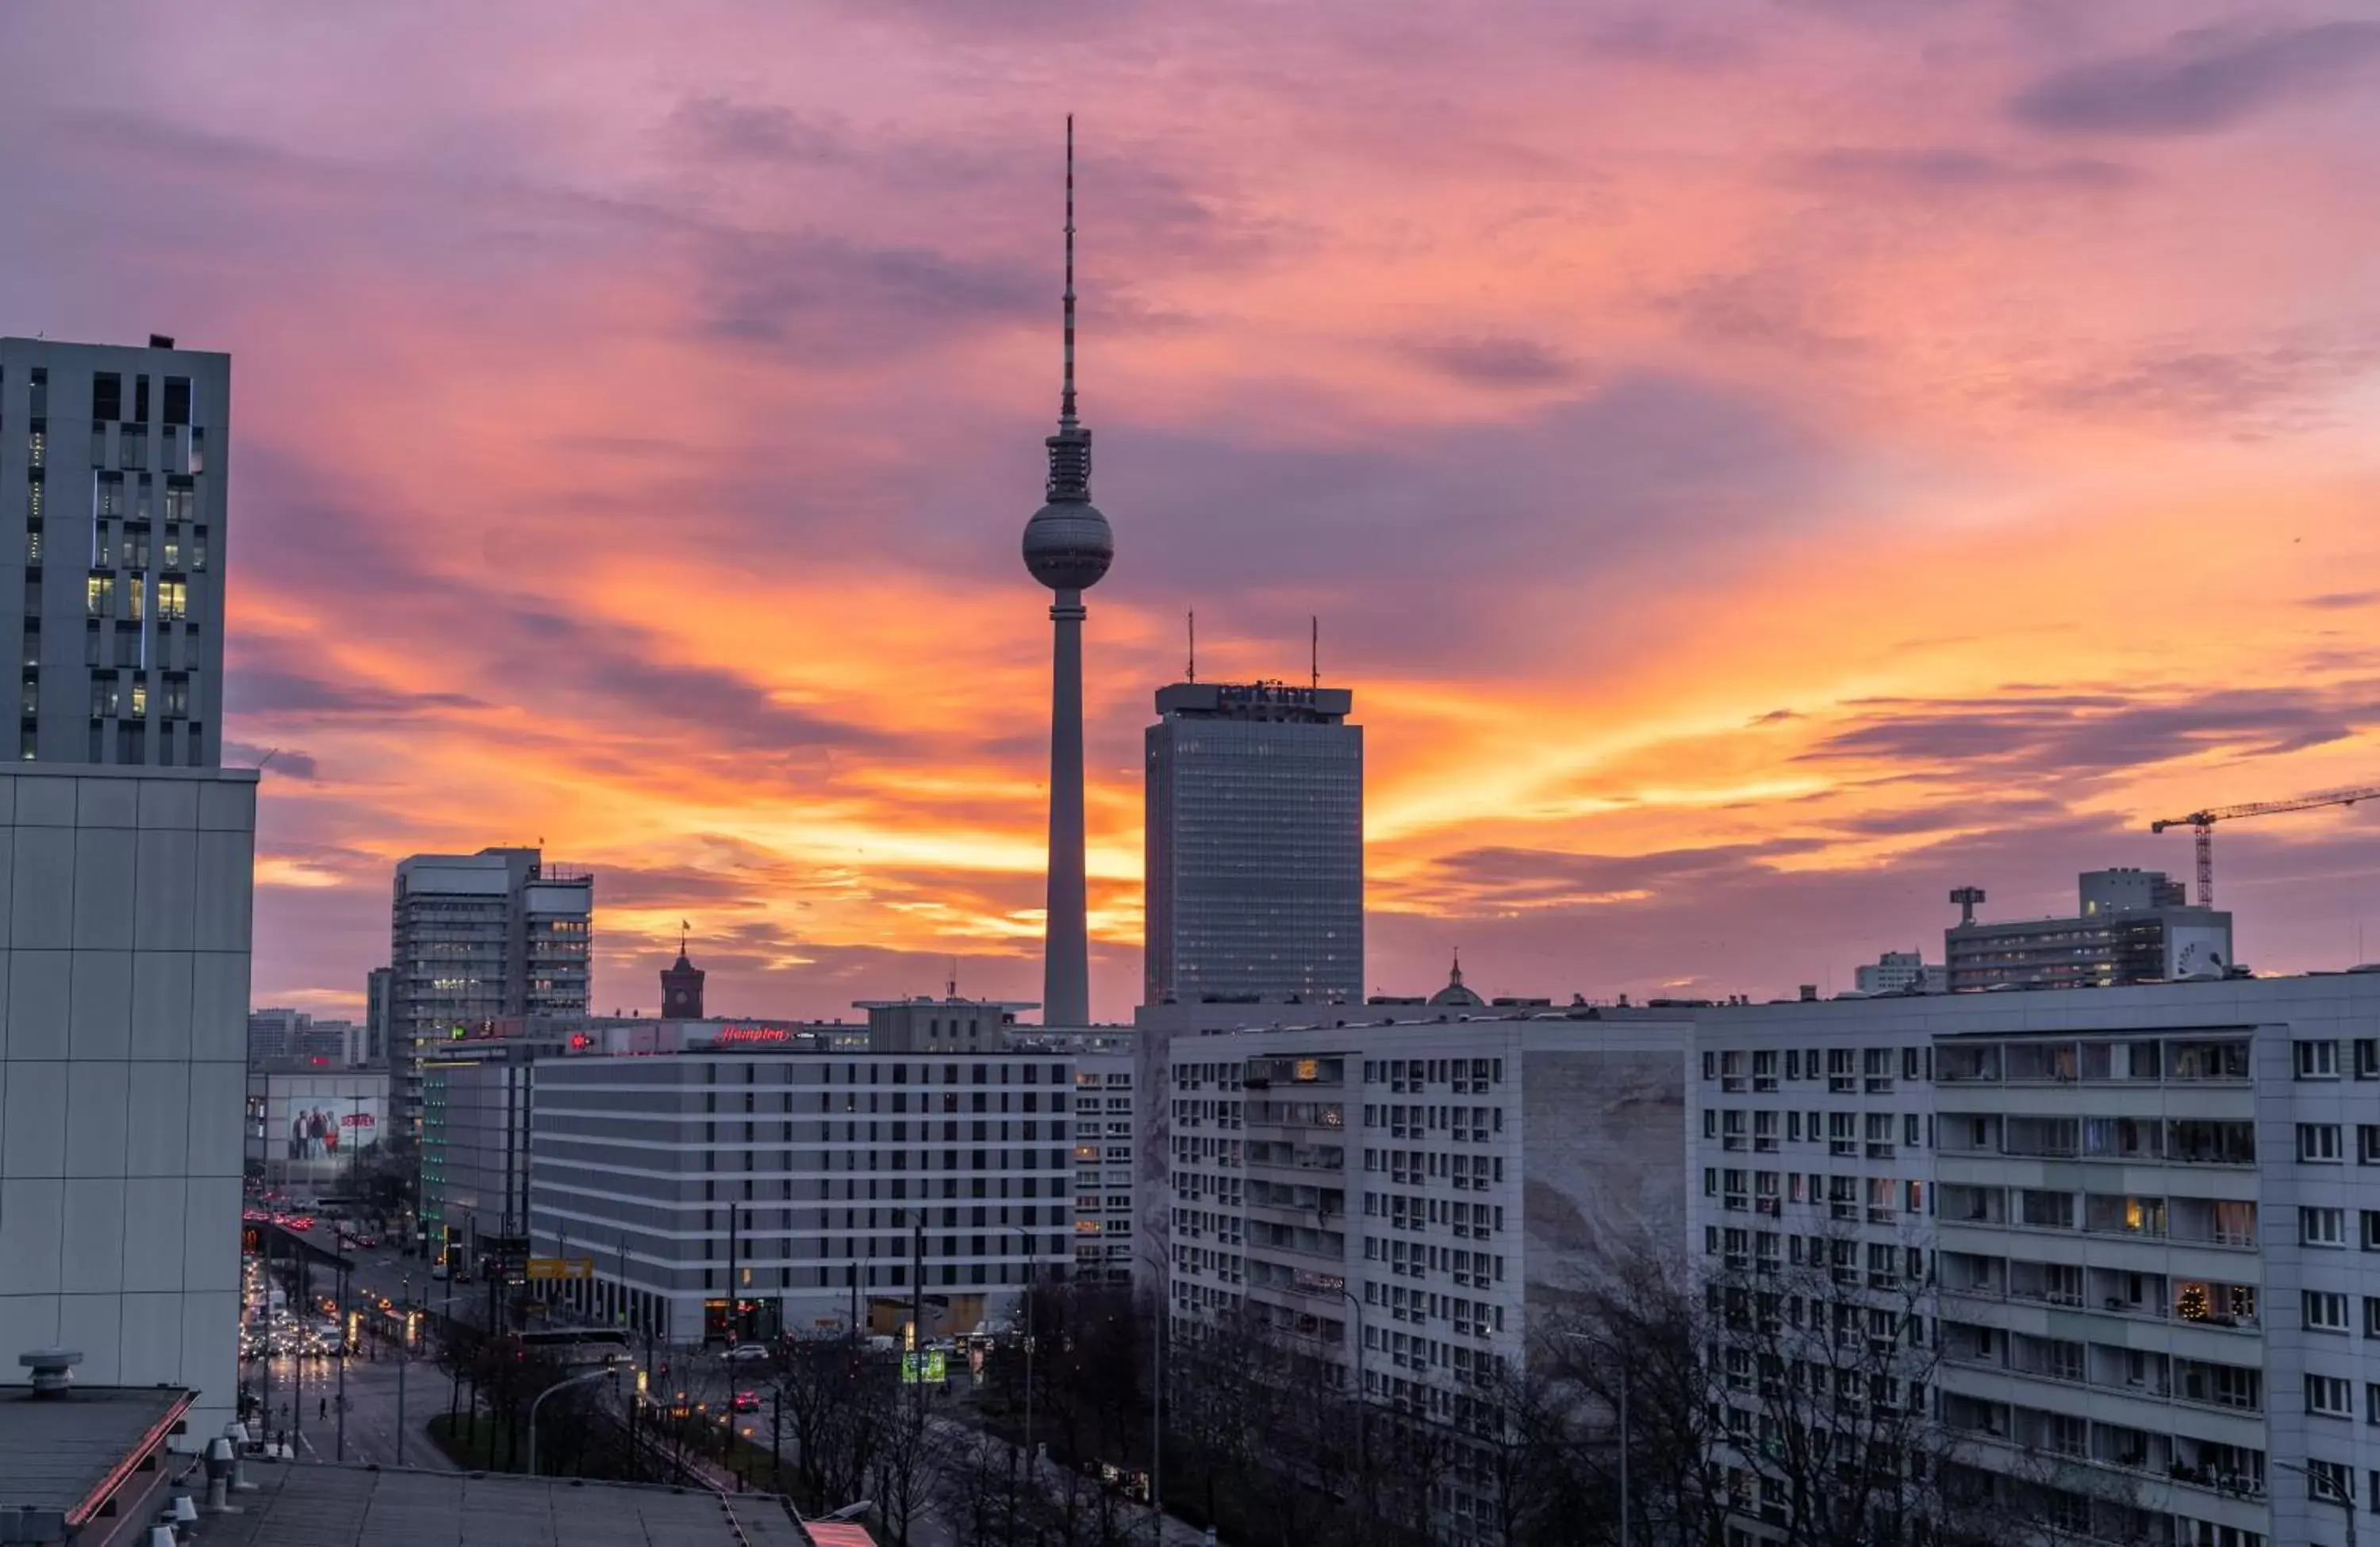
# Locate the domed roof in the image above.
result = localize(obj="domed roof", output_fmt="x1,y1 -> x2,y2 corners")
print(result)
1023,499 -> 1113,592
1429,950 -> 1484,1008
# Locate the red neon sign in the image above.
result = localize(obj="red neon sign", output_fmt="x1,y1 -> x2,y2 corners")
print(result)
712,1026 -> 792,1044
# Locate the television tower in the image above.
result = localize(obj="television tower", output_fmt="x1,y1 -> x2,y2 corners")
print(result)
1020,116 -> 1111,1027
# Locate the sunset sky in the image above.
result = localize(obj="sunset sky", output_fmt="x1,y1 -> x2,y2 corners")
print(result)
5,2 -> 2378,1022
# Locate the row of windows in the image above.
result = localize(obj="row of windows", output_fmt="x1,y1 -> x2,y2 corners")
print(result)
2296,1207 -> 2380,1250
2294,1038 -> 2380,1078
1705,1045 -> 1929,1089
1704,1106 -> 1929,1154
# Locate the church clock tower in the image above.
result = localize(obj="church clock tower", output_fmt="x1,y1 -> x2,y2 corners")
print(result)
661,923 -> 706,1019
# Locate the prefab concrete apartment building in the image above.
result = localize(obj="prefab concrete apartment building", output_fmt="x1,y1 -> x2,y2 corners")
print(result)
1165,1013 -> 1692,1541
1690,975 -> 2380,1547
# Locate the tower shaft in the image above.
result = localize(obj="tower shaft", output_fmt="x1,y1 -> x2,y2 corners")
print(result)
1043,589 -> 1090,1026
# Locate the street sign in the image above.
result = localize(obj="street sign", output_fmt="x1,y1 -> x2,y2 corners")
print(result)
526,1257 -> 595,1281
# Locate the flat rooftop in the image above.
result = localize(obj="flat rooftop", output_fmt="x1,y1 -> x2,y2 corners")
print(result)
0,1383 -> 190,1527
194,1463 -> 811,1547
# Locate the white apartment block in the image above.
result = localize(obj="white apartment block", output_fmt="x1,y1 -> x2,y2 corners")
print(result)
525,1048 -> 1093,1345
1691,976 -> 2380,1547
1071,1048 -> 1139,1286
1167,1015 -> 1689,1541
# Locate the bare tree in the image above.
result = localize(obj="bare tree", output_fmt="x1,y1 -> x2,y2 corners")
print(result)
766,1335 -> 899,1515
870,1376 -> 944,1547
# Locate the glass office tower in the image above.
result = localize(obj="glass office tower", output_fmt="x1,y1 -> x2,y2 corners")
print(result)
1144,681 -> 1362,1007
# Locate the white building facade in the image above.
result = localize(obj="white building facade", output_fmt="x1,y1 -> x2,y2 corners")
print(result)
0,768 -> 256,1439
526,1048 -> 1087,1345
1167,1015 -> 1691,1540
1854,950 -> 1948,996
1690,977 -> 2380,1547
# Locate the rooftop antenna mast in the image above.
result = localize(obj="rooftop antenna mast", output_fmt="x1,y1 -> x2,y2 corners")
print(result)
1188,612 -> 1196,683
1311,616 -> 1319,690
1061,113 -> 1077,430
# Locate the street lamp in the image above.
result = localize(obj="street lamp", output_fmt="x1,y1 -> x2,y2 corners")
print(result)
524,1365 -> 617,1478
1005,1224 -> 1038,1473
2275,1459 -> 2358,1547
1137,1244 -> 1170,1541
395,1273 -> 409,1468
1338,1285 -> 1365,1480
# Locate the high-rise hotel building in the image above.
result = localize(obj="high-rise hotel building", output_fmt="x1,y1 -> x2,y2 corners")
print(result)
1144,681 -> 1363,1008
0,336 -> 254,1441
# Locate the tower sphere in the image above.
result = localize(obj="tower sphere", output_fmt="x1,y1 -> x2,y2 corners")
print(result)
1023,498 -> 1113,591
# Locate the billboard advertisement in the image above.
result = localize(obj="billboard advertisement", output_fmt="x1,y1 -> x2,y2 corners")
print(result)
248,1073 -> 388,1188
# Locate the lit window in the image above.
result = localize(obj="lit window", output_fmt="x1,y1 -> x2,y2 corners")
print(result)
84,574 -> 113,617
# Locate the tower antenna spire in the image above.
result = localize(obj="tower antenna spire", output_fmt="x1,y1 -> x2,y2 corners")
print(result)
1188,612 -> 1196,683
1311,615 -> 1319,689
1061,113 -> 1077,428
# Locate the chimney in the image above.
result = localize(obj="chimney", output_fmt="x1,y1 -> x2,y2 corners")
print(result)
17,1347 -> 83,1397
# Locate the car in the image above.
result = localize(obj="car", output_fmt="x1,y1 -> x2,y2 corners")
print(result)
731,1390 -> 761,1413
721,1342 -> 771,1364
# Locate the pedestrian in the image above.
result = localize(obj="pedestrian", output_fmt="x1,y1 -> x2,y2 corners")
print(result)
319,1396 -> 328,1419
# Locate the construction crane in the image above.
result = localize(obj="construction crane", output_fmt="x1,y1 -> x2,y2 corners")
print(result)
2149,784 -> 2380,906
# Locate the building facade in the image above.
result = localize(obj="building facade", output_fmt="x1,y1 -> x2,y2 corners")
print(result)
1166,1015 -> 1691,1540
0,767 -> 256,1440
387,846 -> 591,1139
1144,681 -> 1363,1008
0,336 -> 229,769
0,335 -> 251,1442
1947,869 -> 2232,992
527,1049 -> 1086,1345
246,1006 -> 350,1068
420,1039 -> 544,1269
856,996 -> 1035,1054
1854,950 -> 1948,996
366,965 -> 394,1077
244,1069 -> 387,1191
1689,976 -> 2380,1547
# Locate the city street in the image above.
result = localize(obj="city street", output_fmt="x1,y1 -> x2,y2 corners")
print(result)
244,1346 -> 460,1469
